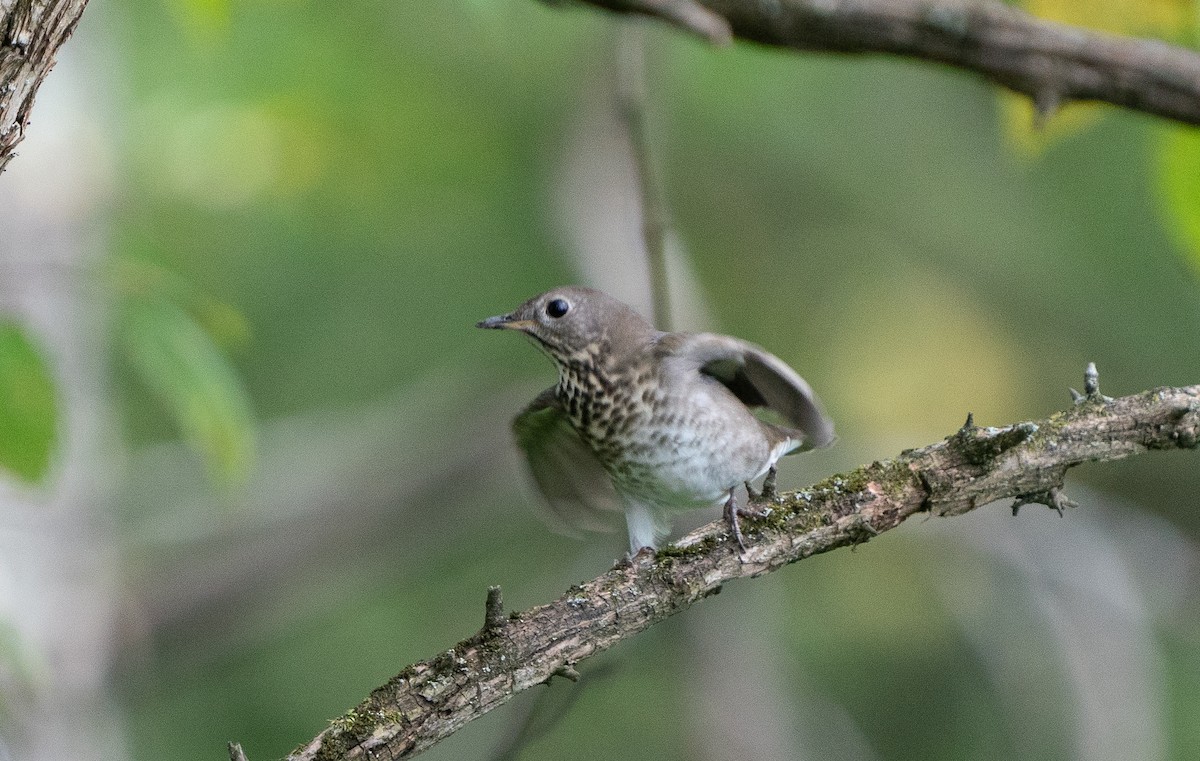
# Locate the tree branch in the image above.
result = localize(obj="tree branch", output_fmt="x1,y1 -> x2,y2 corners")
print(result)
0,0 -> 91,173
268,374 -> 1198,760
561,0 -> 1200,127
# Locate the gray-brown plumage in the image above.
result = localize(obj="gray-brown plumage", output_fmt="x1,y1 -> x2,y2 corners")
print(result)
478,286 -> 834,553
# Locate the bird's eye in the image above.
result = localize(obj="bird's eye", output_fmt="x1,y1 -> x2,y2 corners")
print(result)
546,298 -> 570,318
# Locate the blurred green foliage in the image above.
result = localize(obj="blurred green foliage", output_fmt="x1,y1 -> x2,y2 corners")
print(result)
119,294 -> 255,485
12,0 -> 1190,759
107,252 -> 256,483
0,321 -> 57,483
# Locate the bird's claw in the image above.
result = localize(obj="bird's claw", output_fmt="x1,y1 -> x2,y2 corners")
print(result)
724,488 -> 771,554
1012,487 -> 1077,517
746,466 -> 779,504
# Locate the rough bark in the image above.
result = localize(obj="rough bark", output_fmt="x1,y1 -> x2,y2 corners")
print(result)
0,0 -> 91,172
567,0 -> 1200,127
265,378 -> 1198,761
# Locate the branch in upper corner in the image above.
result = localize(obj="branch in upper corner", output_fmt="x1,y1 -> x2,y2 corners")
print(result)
563,0 -> 1200,128
280,374 -> 1199,761
0,0 -> 92,172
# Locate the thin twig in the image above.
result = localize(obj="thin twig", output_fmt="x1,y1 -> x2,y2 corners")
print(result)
616,22 -> 673,332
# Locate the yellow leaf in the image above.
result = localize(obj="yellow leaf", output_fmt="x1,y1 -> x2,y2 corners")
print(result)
999,92 -> 1106,157
1024,0 -> 1191,37
1001,0 -> 1196,151
1158,126 -> 1200,278
826,271 -> 1032,440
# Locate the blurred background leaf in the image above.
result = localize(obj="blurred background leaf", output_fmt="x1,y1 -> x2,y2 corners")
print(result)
166,0 -> 231,46
118,294 -> 255,486
1158,125 -> 1200,278
0,321 -> 58,484
1000,0 -> 1197,153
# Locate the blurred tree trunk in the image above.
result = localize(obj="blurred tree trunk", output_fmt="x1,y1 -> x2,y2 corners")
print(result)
0,8 -> 122,759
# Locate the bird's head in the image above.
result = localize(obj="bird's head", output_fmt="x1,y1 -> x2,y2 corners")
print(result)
476,286 -> 654,365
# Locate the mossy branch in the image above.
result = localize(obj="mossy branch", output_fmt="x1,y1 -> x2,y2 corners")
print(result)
556,0 -> 1200,128
0,0 -> 92,172
254,372 -> 1199,761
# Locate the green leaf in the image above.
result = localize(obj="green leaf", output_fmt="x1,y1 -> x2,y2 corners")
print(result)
1158,126 -> 1200,277
0,322 -> 58,484
120,298 -> 255,485
167,0 -> 231,44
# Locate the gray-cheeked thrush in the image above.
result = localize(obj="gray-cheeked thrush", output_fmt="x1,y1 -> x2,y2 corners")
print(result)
478,286 -> 835,554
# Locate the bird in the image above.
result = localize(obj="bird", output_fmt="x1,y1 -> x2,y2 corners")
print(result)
477,286 -> 835,555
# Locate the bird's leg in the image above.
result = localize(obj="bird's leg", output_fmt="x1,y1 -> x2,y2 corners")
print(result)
761,465 -> 778,500
745,465 -> 779,506
744,480 -> 760,501
724,488 -> 748,552
725,487 -> 772,552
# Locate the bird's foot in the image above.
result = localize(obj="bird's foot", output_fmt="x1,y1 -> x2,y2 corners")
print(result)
724,488 -> 770,553
745,466 -> 779,504
1012,487 -> 1077,517
761,466 -> 778,500
618,545 -> 657,566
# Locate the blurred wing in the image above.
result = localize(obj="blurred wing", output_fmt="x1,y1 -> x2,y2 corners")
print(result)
512,388 -> 624,536
665,332 -> 835,451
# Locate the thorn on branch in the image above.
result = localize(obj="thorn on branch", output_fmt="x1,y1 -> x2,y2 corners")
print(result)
228,742 -> 250,761
1084,361 -> 1100,396
952,417 -> 1038,466
583,0 -> 732,45
544,664 -> 581,684
1032,88 -> 1063,131
846,514 -> 880,548
1169,405 -> 1200,448
649,0 -> 733,45
1075,362 -> 1112,404
484,586 -> 505,632
961,411 -> 975,433
1011,487 -> 1077,517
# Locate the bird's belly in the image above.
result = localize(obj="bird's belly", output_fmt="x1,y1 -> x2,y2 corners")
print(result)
610,455 -> 749,508
594,404 -> 775,509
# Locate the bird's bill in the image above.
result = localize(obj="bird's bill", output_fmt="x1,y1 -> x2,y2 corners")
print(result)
476,313 -> 535,331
